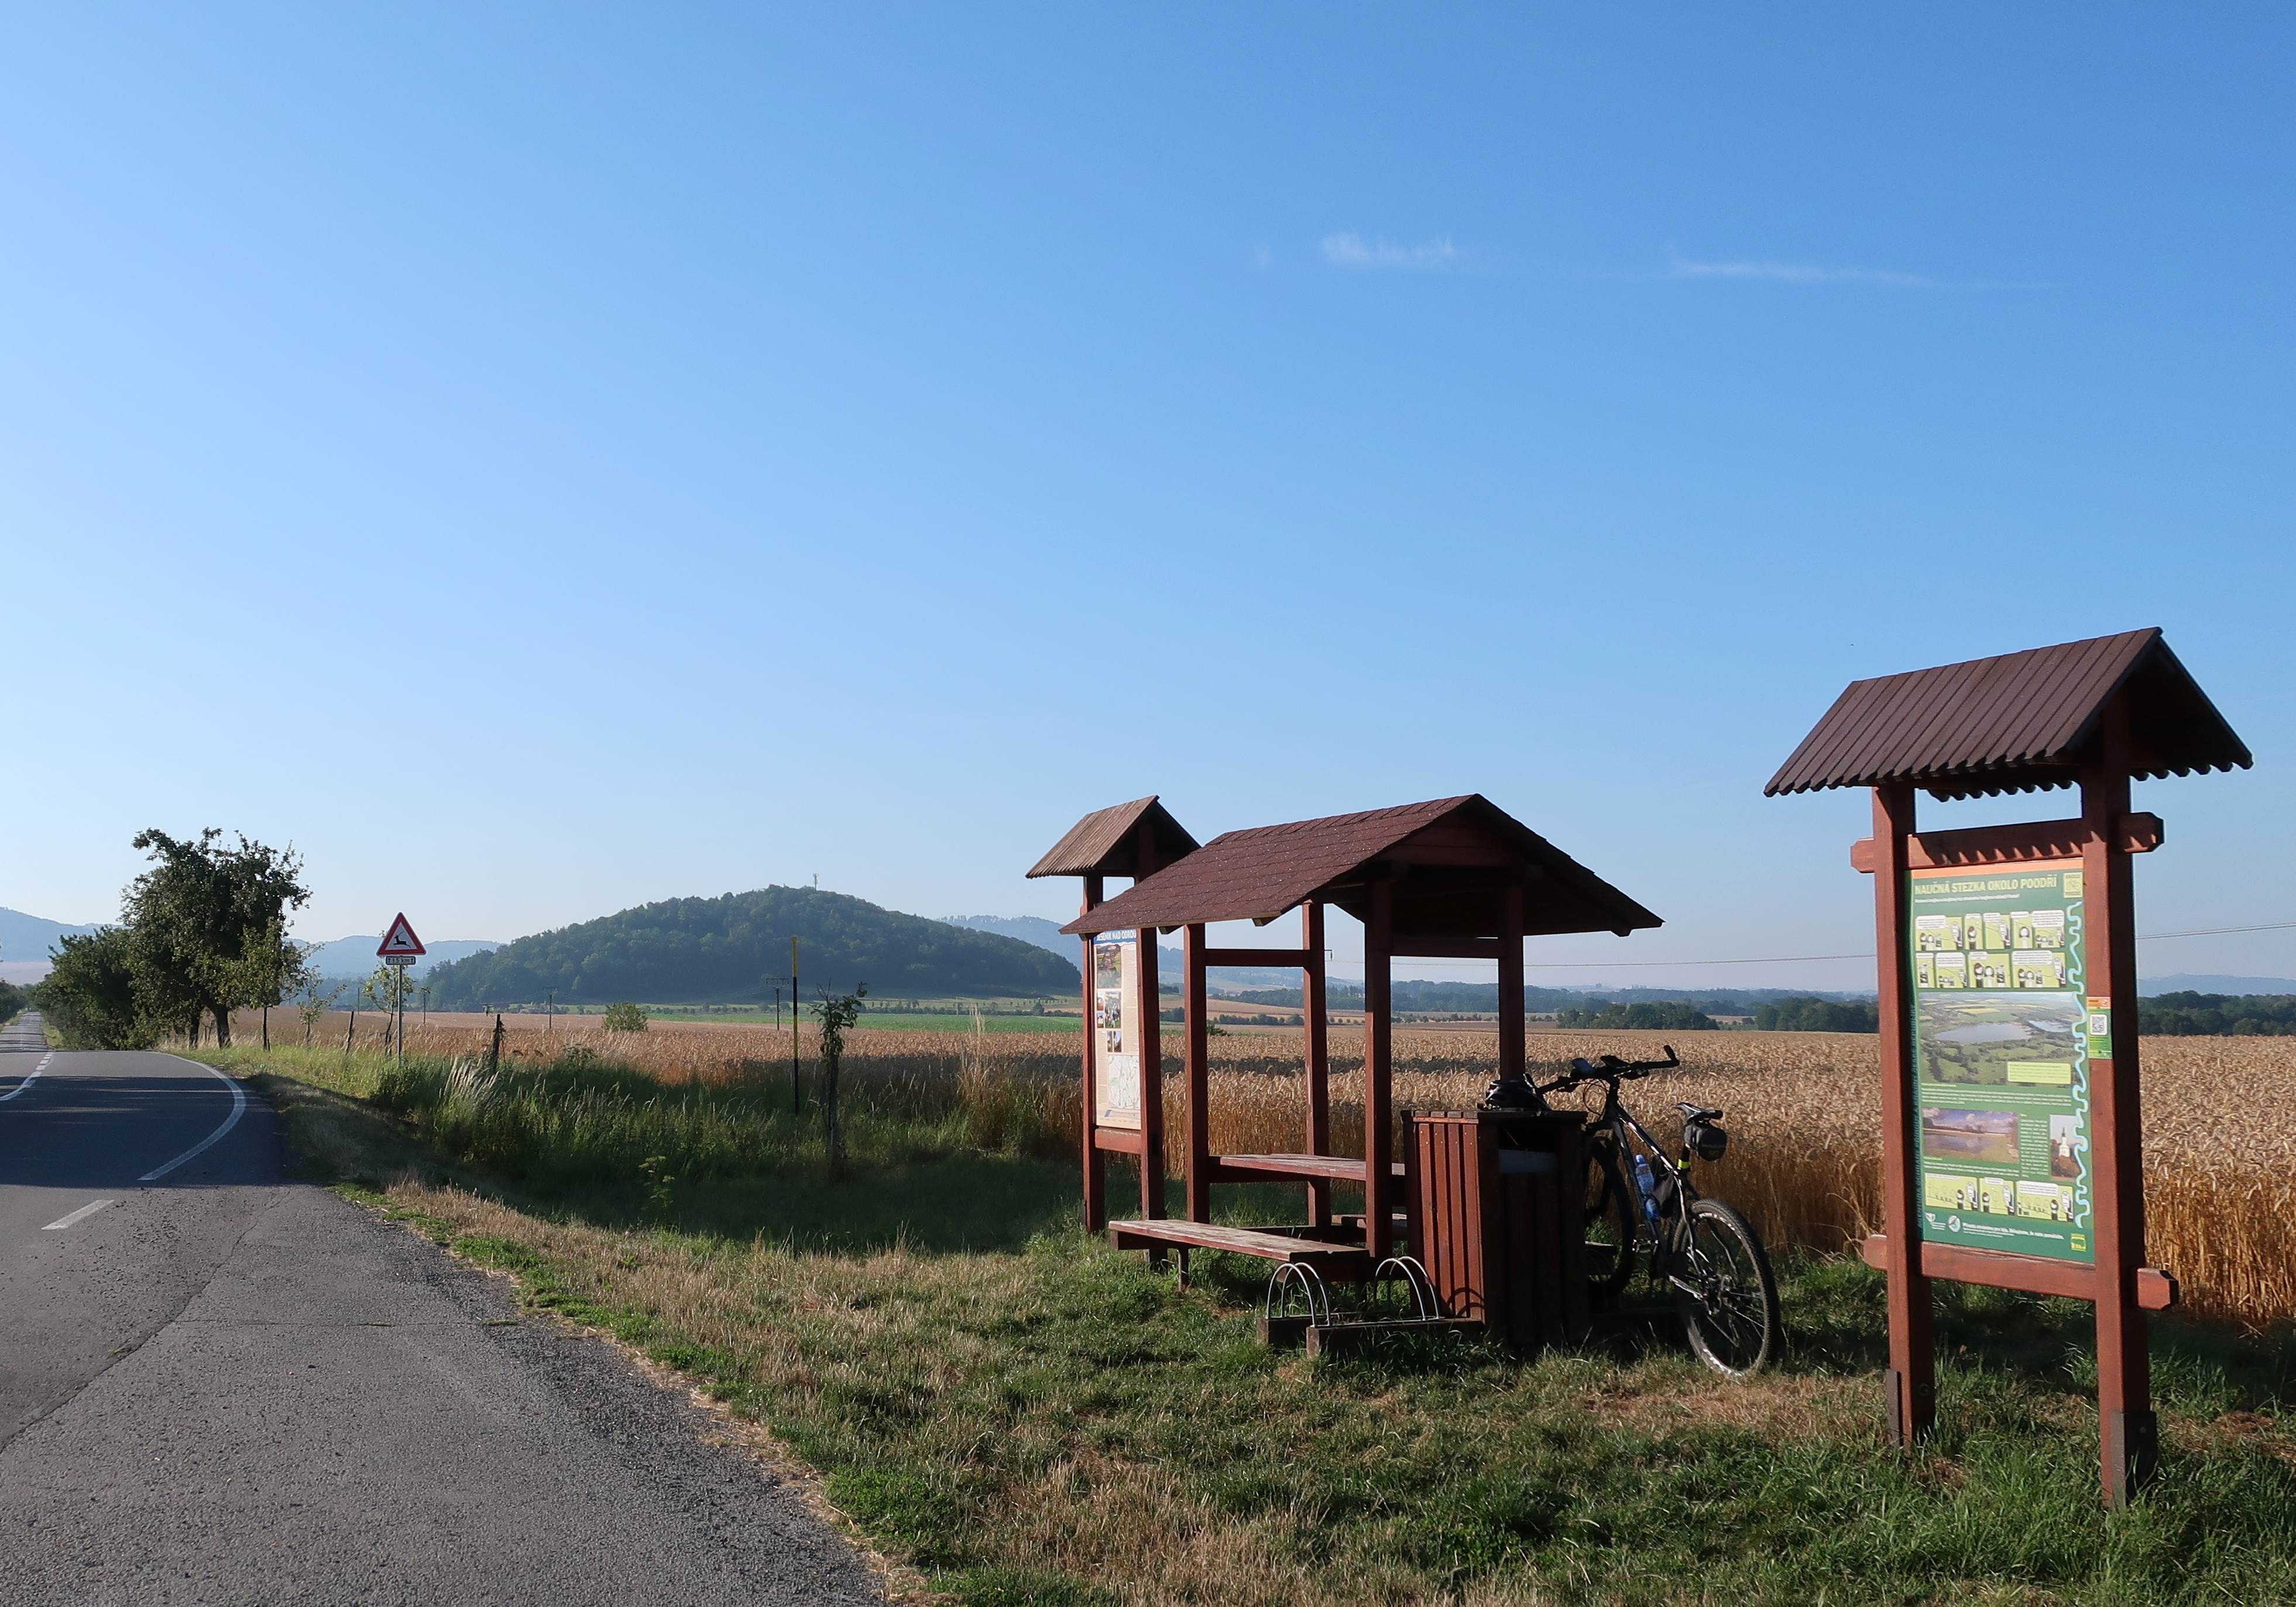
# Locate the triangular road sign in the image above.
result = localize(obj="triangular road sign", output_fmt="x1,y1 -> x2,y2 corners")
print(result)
377,914 -> 427,958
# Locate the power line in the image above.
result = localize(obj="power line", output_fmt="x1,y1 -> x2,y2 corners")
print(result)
1307,917 -> 2296,975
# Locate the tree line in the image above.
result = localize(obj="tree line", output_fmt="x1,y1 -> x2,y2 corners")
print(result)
2136,992 -> 2296,1036
37,830 -> 311,1049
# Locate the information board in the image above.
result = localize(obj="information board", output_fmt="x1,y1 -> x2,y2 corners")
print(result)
1907,858 -> 2095,1264
1092,934 -> 1143,1130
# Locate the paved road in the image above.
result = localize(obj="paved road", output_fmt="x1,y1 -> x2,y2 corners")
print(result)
0,1014 -> 878,1605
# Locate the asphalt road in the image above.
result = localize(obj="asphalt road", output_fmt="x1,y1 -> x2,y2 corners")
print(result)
0,1013 -> 879,1605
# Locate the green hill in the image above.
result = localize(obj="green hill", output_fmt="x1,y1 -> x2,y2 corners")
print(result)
424,886 -> 1078,1008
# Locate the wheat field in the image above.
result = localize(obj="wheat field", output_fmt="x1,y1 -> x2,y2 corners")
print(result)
245,1010 -> 2296,1325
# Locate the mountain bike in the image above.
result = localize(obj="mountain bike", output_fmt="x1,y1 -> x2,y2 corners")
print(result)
1487,1047 -> 1782,1376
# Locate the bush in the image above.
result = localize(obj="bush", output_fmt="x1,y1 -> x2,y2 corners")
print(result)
602,1001 -> 649,1033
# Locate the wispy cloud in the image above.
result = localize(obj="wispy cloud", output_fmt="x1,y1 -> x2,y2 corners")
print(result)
1321,232 -> 1459,271
1666,248 -> 1937,290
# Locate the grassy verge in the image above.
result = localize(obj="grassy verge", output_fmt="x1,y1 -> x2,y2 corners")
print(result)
192,1042 -> 2296,1606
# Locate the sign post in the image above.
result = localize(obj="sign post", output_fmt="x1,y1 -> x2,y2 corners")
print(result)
376,914 -> 426,1066
1769,629 -> 2250,1506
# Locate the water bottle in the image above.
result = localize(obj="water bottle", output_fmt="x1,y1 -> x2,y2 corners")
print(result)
1632,1154 -> 1660,1228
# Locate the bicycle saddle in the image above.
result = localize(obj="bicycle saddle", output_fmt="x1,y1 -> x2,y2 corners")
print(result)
1678,1102 -> 1723,1123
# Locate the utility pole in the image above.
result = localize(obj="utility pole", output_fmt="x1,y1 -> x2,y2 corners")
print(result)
545,988 -> 555,1040
790,937 -> 802,1116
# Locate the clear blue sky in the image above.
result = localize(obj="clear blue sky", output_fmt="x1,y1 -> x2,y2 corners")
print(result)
4,5 -> 2290,990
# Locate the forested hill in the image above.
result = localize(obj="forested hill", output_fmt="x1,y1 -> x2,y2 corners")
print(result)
424,887 -> 1080,1007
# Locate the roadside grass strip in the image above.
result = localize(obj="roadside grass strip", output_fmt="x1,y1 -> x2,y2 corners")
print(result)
198,1042 -> 2296,1607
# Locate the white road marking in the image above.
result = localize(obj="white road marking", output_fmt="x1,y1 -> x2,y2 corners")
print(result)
1,1052 -> 54,1102
43,1198 -> 116,1230
140,1058 -> 248,1182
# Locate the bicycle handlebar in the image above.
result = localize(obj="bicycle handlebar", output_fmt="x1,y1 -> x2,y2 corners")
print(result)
1536,1043 -> 1680,1095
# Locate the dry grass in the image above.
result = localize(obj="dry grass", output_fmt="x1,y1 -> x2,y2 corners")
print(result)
231,1010 -> 2296,1324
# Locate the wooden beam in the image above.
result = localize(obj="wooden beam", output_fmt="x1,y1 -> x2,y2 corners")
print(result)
1092,1127 -> 1147,1155
1850,813 -> 2163,874
1364,880 -> 1394,1262
1872,783 -> 1936,1447
1303,900 -> 1331,1229
1391,936 -> 1501,959
1200,947 -> 1312,969
1184,923 -> 1211,1224
1858,1237 -> 2177,1310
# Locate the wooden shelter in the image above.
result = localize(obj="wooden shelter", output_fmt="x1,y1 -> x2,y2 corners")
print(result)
1027,796 -> 1199,1229
1769,627 -> 2250,1506
1037,793 -> 1659,1278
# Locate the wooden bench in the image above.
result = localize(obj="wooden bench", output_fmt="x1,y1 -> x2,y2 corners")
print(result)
1207,1152 -> 1405,1184
1106,1219 -> 1374,1278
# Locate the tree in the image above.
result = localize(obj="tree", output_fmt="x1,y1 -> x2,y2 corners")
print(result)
240,917 -> 315,1050
39,928 -> 151,1049
122,828 -> 310,1046
812,982 -> 868,1174
602,1001 -> 649,1033
1751,996 -> 1881,1033
296,976 -> 345,1046
360,963 -> 415,1056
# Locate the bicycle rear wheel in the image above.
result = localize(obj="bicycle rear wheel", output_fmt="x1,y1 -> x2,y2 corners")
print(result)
1583,1143 -> 1638,1302
1672,1197 -> 1781,1377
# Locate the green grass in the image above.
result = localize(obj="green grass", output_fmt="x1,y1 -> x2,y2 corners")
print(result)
194,1040 -> 2296,1606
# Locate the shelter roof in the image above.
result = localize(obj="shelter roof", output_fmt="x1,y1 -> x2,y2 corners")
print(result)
1026,796 -> 1200,880
1061,795 -> 1661,940
1765,628 -> 2251,801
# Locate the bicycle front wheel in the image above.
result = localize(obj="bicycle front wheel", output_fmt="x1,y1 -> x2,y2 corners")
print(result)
1672,1197 -> 1781,1377
1583,1143 -> 1638,1302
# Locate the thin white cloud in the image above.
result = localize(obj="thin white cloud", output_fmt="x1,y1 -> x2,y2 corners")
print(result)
1321,232 -> 1459,271
1666,248 -> 1937,290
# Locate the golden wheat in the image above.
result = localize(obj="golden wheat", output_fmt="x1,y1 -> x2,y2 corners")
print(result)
238,1010 -> 2296,1323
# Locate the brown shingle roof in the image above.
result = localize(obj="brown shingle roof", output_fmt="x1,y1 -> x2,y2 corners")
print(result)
1062,795 -> 1661,940
1766,628 -> 2251,800
1026,796 -> 1200,880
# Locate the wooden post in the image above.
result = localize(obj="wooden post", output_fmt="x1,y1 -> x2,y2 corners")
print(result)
1137,925 -> 1166,1220
1184,922 -> 1211,1223
1302,899 -> 1331,1228
2085,710 -> 2155,1505
1497,884 -> 1525,1085
1872,782 -> 1936,1446
1364,880 -> 1395,1261
1080,874 -> 1105,1233
1133,821 -> 1168,1222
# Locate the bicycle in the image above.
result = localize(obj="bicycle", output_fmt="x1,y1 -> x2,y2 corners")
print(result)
1487,1046 -> 1782,1377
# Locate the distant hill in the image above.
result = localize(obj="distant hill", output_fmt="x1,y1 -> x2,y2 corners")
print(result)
0,906 -> 99,968
940,915 -> 1298,989
303,937 -> 503,980
430,887 -> 1080,1007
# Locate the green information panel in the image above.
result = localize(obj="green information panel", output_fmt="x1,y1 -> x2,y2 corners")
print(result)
1908,859 -> 2095,1264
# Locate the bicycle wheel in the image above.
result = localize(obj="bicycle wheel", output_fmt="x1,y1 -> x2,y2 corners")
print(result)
1582,1142 -> 1639,1302
1672,1197 -> 1781,1377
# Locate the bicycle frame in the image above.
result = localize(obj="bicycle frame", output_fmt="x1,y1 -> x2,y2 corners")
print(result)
1549,1071 -> 1709,1288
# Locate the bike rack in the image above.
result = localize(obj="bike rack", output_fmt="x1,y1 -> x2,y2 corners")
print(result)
1262,1262 -> 1335,1329
1371,1255 -> 1438,1321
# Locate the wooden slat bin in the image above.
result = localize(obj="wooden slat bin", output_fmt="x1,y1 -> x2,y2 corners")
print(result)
1407,1111 -> 1587,1353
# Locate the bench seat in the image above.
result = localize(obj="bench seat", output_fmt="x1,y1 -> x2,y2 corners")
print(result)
1106,1219 -> 1374,1276
1209,1152 -> 1405,1183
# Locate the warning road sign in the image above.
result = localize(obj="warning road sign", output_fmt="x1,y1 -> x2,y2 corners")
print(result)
377,914 -> 427,961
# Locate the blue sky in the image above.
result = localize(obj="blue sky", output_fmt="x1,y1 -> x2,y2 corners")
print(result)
3,5 -> 2290,989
